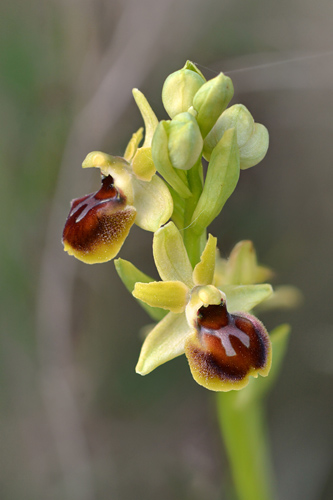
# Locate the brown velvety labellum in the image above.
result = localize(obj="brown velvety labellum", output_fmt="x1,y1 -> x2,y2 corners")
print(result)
193,303 -> 269,382
62,176 -> 136,262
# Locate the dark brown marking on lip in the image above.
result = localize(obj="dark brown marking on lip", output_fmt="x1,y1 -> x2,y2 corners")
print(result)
62,176 -> 135,253
189,302 -> 269,382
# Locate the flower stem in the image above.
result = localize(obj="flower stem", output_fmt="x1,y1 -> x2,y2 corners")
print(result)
216,391 -> 276,500
183,159 -> 205,267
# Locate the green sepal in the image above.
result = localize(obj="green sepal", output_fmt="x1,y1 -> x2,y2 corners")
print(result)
193,234 -> 217,285
136,312 -> 192,375
133,281 -> 189,313
190,128 -> 240,234
223,284 -> 273,313
153,222 -> 194,288
114,258 -> 167,321
132,174 -> 173,232
193,73 -> 234,138
152,122 -> 192,198
132,89 -> 158,148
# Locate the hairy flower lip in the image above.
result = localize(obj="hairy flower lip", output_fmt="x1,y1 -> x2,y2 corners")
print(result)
185,303 -> 271,390
197,304 -> 269,370
62,175 -> 136,264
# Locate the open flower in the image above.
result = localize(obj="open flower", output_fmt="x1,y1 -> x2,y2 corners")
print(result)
62,152 -> 172,264
62,89 -> 173,264
132,222 -> 273,391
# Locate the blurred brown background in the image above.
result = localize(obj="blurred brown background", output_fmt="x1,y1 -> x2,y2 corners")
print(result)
1,0 -> 333,499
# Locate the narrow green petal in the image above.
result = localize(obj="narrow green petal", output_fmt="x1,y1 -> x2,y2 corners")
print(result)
123,128 -> 144,162
223,284 -> 273,313
114,258 -> 166,321
193,234 -> 217,285
133,281 -> 189,313
153,222 -> 194,287
133,174 -> 173,232
132,88 -> 159,148
136,312 -> 192,375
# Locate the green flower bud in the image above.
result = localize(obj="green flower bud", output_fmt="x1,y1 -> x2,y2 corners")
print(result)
239,123 -> 269,170
152,122 -> 192,198
193,73 -> 234,138
167,112 -> 203,170
203,104 -> 269,169
152,112 -> 203,197
162,65 -> 205,119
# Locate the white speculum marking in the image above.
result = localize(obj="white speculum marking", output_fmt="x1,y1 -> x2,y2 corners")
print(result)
202,324 -> 250,357
70,194 -> 118,224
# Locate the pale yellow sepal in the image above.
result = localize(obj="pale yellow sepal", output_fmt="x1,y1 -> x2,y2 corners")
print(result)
132,174 -> 173,232
114,258 -> 167,321
153,222 -> 194,288
133,281 -> 189,313
124,128 -> 144,162
193,234 -> 217,285
132,88 -> 158,148
136,312 -> 193,375
131,147 -> 156,181
222,284 -> 273,313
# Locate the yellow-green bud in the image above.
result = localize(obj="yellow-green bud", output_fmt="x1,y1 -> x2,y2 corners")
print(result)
238,123 -> 269,169
193,73 -> 234,138
152,122 -> 192,199
167,112 -> 203,170
203,104 -> 269,169
162,68 -> 205,119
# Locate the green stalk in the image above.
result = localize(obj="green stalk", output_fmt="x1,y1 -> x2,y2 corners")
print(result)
216,391 -> 276,500
182,159 -> 206,267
